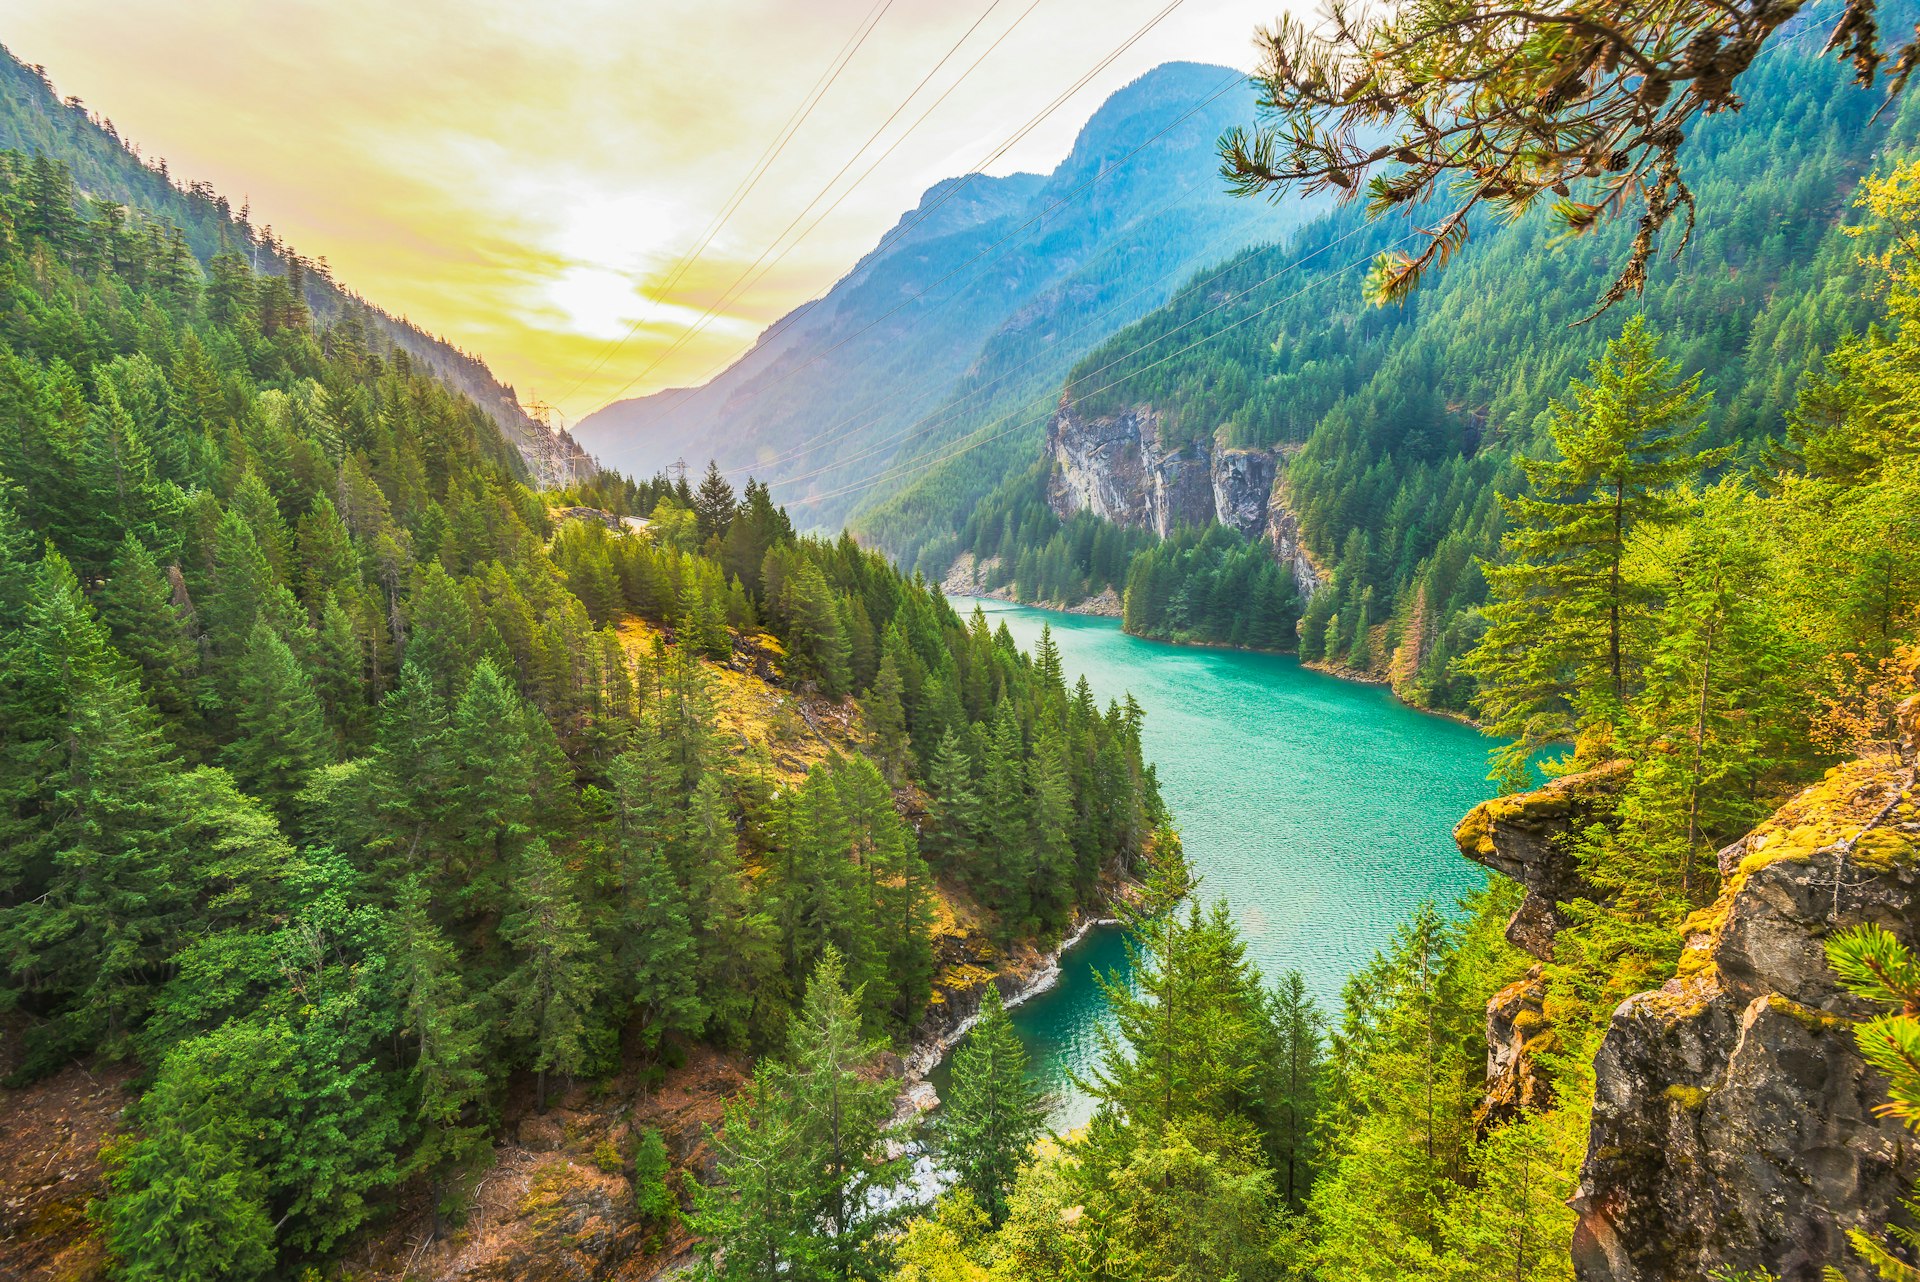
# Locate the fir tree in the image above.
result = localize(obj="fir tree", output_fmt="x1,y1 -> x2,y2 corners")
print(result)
694,459 -> 738,543
386,877 -> 488,1224
1466,318 -> 1724,786
620,842 -> 705,1048
99,532 -> 202,733
935,983 -> 1048,1226
497,840 -> 602,1111
925,727 -> 981,872
864,648 -> 911,784
223,621 -> 330,819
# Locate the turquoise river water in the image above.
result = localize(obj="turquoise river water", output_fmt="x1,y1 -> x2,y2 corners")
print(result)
936,598 -> 1503,1131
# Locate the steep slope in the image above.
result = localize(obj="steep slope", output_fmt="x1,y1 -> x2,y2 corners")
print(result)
910,35 -> 1905,708
1454,696 -> 1920,1282
573,62 -> 1328,529
0,46 -> 593,487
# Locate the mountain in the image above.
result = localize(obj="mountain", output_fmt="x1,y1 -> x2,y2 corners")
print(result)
918,36 -> 1907,709
0,45 -> 594,487
573,61 -> 1329,529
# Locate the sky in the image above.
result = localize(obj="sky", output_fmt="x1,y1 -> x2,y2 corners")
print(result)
7,0 -> 1289,422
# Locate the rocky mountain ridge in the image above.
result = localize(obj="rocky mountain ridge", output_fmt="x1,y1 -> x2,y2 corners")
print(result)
577,62 -> 1327,530
1044,399 -> 1324,595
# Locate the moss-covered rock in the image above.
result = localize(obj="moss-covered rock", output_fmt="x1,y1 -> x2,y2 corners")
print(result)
1454,760 -> 1631,959
1570,747 -> 1920,1282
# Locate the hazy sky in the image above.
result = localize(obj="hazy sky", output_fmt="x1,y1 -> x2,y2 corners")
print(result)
8,0 -> 1290,420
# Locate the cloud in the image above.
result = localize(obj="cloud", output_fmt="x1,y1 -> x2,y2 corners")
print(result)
10,0 -> 1289,421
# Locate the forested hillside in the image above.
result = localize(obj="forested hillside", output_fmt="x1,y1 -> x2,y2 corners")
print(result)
903,38 -> 1904,711
0,45 -> 594,487
0,148 -> 1166,1278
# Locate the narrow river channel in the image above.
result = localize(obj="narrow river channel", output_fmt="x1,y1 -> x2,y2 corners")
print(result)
936,597 -> 1503,1131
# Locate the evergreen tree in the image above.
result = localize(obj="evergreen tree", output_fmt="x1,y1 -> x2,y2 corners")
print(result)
385,877 -> 488,1222
783,948 -> 907,1279
1466,318 -> 1723,786
620,841 -> 705,1048
980,701 -> 1033,933
99,532 -> 202,733
694,458 -> 738,543
223,621 -> 330,818
935,983 -> 1048,1226
1259,970 -> 1323,1209
925,727 -> 981,872
864,648 -> 911,784
693,1062 -> 820,1282
497,840 -> 602,1111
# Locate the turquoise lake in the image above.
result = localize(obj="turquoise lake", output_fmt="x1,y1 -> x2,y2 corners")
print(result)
939,597 -> 1502,1131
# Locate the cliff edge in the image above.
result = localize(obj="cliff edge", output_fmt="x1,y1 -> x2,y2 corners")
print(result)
1459,702 -> 1920,1281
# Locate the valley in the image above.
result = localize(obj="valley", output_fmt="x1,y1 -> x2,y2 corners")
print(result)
3,4 -> 1920,1282
939,597 -> 1497,1130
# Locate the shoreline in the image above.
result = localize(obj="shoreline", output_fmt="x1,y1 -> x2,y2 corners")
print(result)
952,590 -> 1483,730
892,907 -> 1119,1122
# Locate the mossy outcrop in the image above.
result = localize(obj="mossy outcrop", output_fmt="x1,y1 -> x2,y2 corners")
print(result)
1454,761 -> 1630,960
1569,699 -> 1920,1282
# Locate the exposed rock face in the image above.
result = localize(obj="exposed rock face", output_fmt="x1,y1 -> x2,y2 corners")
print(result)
1209,448 -> 1276,537
1568,702 -> 1920,1282
1480,965 -> 1552,1130
1264,475 -> 1323,597
1453,761 -> 1630,960
1046,402 -> 1321,594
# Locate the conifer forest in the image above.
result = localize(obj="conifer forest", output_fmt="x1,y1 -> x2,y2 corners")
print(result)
3,2 -> 1920,1280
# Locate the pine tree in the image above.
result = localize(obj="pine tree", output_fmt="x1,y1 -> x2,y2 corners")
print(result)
1027,734 -> 1077,929
497,840 -> 603,1111
0,551 -> 184,1065
405,560 -> 477,698
230,471 -> 291,581
443,658 -> 535,910
1826,924 -> 1920,1280
1466,318 -> 1724,786
1259,970 -> 1323,1209
864,648 -> 911,784
386,878 -> 488,1224
693,459 -> 738,543
935,983 -> 1048,1226
295,493 -> 359,610
981,701 -> 1033,934
620,841 -> 705,1048
313,592 -> 367,743
197,510 -> 277,696
925,727 -> 981,872
782,948 -> 907,1279
692,1061 -> 820,1281
99,533 -> 202,733
223,621 -> 330,818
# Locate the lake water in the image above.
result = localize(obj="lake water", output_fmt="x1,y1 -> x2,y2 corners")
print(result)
939,597 -> 1501,1131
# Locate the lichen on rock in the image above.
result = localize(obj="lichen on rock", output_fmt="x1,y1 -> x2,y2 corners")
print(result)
1453,761 -> 1630,960
1569,738 -> 1920,1282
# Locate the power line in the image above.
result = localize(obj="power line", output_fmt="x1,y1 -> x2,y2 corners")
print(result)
579,0 -> 1192,421
613,54 -> 1247,471
553,0 -> 898,408
798,234 -> 1410,507
583,0 -> 1033,416
760,214 -> 1374,492
761,23 -> 1839,502
731,177 -> 1271,480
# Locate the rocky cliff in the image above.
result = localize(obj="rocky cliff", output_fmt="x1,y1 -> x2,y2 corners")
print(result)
1045,402 -> 1323,594
1456,704 -> 1920,1282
